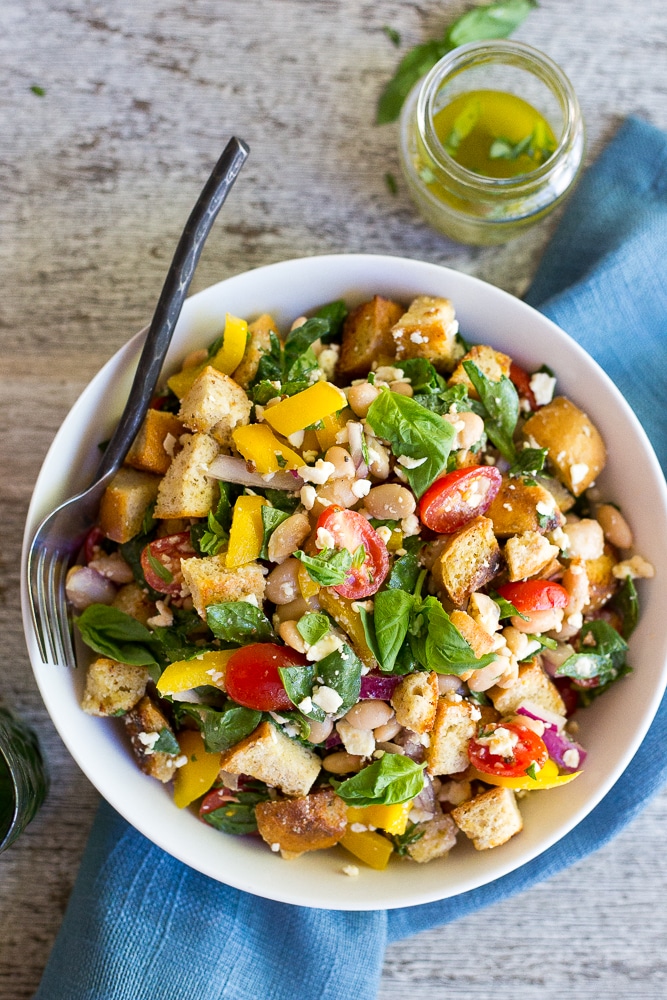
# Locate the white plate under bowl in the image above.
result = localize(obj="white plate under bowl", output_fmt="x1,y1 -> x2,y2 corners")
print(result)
21,254 -> 667,910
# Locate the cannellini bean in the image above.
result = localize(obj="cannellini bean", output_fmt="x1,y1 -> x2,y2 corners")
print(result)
467,659 -> 507,692
373,718 -> 402,742
443,410 -> 485,450
511,607 -> 565,634
272,594 -> 320,623
437,674 -> 465,695
596,504 -> 633,549
290,315 -> 307,330
347,382 -> 380,417
344,700 -> 394,731
277,619 -> 307,654
364,484 -> 416,521
267,513 -> 311,564
306,717 -> 334,744
562,560 -> 590,615
366,439 -> 390,479
389,380 -> 413,397
321,751 -> 365,774
324,446 -> 356,479
265,559 -> 301,604
564,516 -> 604,560
313,477 -> 358,511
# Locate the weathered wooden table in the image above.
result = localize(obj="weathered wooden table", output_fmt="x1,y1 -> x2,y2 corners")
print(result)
2,1 -> 666,996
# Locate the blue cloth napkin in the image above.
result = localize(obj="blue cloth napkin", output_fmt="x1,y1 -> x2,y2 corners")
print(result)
35,116 -> 667,1000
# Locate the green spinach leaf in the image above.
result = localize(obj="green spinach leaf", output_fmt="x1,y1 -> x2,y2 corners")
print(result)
297,612 -> 331,646
202,785 -> 271,835
316,643 -> 363,715
206,602 -> 276,646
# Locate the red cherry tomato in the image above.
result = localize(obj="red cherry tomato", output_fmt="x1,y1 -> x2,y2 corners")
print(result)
468,722 -> 549,778
509,362 -> 538,411
199,788 -> 239,816
496,579 -> 569,614
419,465 -> 502,534
553,677 -> 580,715
140,531 -> 196,595
225,642 -> 308,712
316,505 -> 389,599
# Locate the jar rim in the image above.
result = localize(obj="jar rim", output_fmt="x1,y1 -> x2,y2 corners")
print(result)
416,39 -> 582,192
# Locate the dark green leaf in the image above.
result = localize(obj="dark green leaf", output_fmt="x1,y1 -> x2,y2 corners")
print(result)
262,488 -> 302,513
30,84 -> 46,96
376,39 -> 447,125
556,621 -> 629,689
509,447 -> 547,478
387,544 -> 423,593
202,786 -> 271,835
284,317 -> 329,379
372,589 -> 415,673
297,612 -> 331,646
141,501 -> 158,536
314,300 -> 348,342
146,551 -> 173,584
259,505 -> 291,559
75,605 -> 159,667
278,664 -> 325,721
180,703 -> 263,754
463,361 -> 519,462
334,754 -> 425,806
524,762 -> 539,781
316,644 -> 363,714
409,596 -> 497,675
152,728 -> 181,755
385,171 -> 398,195
382,24 -> 401,47
399,357 -> 446,394
252,330 -> 283,384
391,821 -> 425,856
612,576 -> 639,639
490,591 -> 530,622
294,547 -> 353,587
206,602 -> 276,646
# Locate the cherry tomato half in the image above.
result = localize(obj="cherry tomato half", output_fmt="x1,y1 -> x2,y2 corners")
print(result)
199,787 -> 239,816
468,722 -> 549,778
509,362 -> 538,411
496,579 -> 569,614
225,642 -> 308,712
419,465 -> 502,534
140,531 -> 196,595
316,505 -> 389,600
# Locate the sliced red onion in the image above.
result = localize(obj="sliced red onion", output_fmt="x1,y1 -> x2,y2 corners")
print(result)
325,731 -> 343,749
392,729 -> 425,762
516,700 -> 567,732
410,774 -> 436,817
347,421 -> 369,478
65,565 -> 117,610
359,675 -> 401,700
207,454 -> 303,492
516,702 -> 586,773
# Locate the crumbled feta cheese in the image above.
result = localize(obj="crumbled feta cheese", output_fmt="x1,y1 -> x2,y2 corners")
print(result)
271,842 -> 281,852
476,726 -> 519,757
147,599 -> 174,629
529,372 -> 556,406
298,459 -> 335,485
351,478 -> 372,498
397,454 -> 427,469
375,525 -> 393,544
536,500 -> 554,516
307,634 -> 344,662
569,463 -> 589,489
375,365 -> 407,382
612,555 -> 655,580
173,755 -> 188,768
162,432 -> 177,458
409,332 -> 427,344
136,731 -> 160,753
336,718 -> 375,757
287,429 -> 305,448
311,684 -> 343,714
302,449 -> 319,464
342,864 -> 360,877
300,484 -> 317,510
420,732 -> 431,747
400,513 -> 420,537
297,696 -> 313,714
316,526 -> 336,550
350,823 -> 368,833
317,346 -> 340,381
562,748 -> 581,769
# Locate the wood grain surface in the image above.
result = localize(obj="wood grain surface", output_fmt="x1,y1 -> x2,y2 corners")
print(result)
1,1 -> 666,997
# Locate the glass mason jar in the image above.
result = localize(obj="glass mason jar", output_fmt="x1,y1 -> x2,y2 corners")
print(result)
398,40 -> 585,245
0,704 -> 49,853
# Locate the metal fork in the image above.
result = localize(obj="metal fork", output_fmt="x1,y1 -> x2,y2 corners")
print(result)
27,137 -> 249,667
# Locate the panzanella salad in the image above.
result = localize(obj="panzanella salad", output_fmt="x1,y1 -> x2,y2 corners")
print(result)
70,294 -> 654,869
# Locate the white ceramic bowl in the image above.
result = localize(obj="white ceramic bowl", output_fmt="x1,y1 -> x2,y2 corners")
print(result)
21,254 -> 667,910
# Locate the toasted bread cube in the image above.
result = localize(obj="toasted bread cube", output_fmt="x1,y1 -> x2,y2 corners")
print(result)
406,814 -> 458,863
504,531 -> 560,581
488,658 -> 566,717
391,671 -> 439,734
337,296 -> 405,379
450,610 -> 497,657
522,397 -> 606,496
180,555 -> 266,619
125,409 -> 184,476
425,698 -> 480,776
487,477 -> 564,538
219,721 -> 321,797
586,542 -> 619,611
154,432 -> 220,519
81,657 -> 150,717
431,516 -> 501,606
111,582 -> 156,627
255,787 -> 347,859
232,313 -> 279,389
178,365 -> 251,450
448,344 -> 511,397
123,696 -> 179,783
98,467 -> 161,544
452,786 -> 523,850
390,296 -> 463,373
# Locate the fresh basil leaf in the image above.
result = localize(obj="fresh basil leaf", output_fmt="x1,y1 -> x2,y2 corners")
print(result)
284,317 -> 329,379
467,689 -> 491,706
612,576 -> 639,639
445,99 -> 481,155
259,505 -> 291,559
489,125 -> 555,165
141,501 -> 158,536
278,664 -> 326,721
334,754 -> 425,806
314,300 -> 348,342
202,786 -> 271,835
294,548 -> 353,587
316,643 -> 363,714
152,728 -> 181,755
524,761 -> 539,781
409,596 -> 497,675
490,592 -> 530,622
206,602 -> 276,646
359,608 -> 382,665
372,589 -> 415,673
376,38 -> 448,125
463,361 -> 519,462
387,544 -> 423,593
390,821 -> 426,856
556,621 -> 629,688
119,533 -> 162,599
385,171 -> 399,195
525,633 -> 558,655
297,612 -> 331,646
179,703 -> 263,754
509,447 -> 548,478
446,0 -> 536,46
398,358 -> 446,394
262,488 -> 301,513
366,389 -> 455,498
75,604 -> 159,667
382,24 -> 401,47
252,330 -> 283,384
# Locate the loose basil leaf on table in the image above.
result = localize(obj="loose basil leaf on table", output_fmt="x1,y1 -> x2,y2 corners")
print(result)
334,754 -> 426,807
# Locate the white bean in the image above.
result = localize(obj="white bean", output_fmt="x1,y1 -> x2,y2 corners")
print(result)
596,504 -> 633,549
364,484 -> 416,520
313,477 -> 358,511
324,446 -> 356,479
344,700 -> 394,730
510,607 -> 565,634
265,559 -> 301,604
347,382 -> 380,418
373,718 -> 402,742
306,717 -> 334,744
272,594 -> 320,624
321,751 -> 365,774
267,513 -> 311,564
389,381 -> 413,397
277,620 -> 307,654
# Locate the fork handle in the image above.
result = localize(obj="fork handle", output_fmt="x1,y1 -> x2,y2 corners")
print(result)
95,136 -> 250,483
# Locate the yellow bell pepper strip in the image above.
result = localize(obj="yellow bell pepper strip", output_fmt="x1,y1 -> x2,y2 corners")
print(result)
470,758 -> 582,791
315,409 -> 353,451
210,313 -> 248,376
167,363 -> 206,400
340,829 -> 394,870
317,589 -> 378,669
297,561 -> 321,600
347,800 -> 413,836
226,495 -> 268,568
232,424 -> 303,475
173,730 -> 221,809
262,382 -> 347,438
156,650 -> 234,697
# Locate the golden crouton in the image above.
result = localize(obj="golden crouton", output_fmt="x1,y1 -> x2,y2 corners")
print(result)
406,814 -> 458,863
390,295 -> 463,373
123,696 -> 180,783
219,721 -> 321,797
450,610 -> 497,657
488,658 -> 566,717
522,397 -> 607,496
448,344 -> 512,397
585,542 -> 619,611
81,657 -> 150,717
180,555 -> 266,619
255,787 -> 347,859
431,516 -> 501,606
337,296 -> 405,379
452,786 -> 523,850
154,433 -> 220,519
391,671 -> 439,734
111,582 -> 156,626
425,697 -> 480,776
98,467 -> 161,544
178,365 -> 252,450
504,531 -> 560,581
487,477 -> 564,538
232,313 -> 279,389
125,409 -> 184,476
